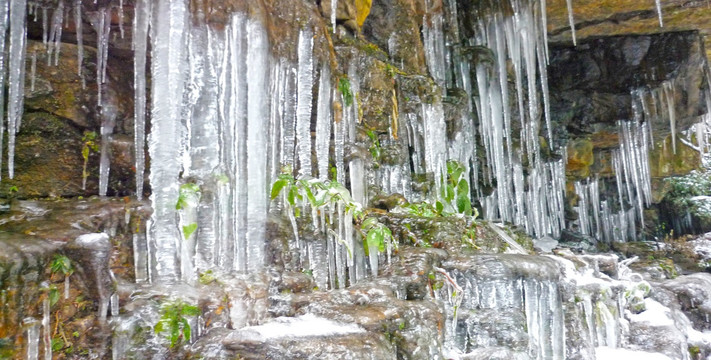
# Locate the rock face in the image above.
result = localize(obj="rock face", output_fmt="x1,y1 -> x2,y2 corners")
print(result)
549,31 -> 708,137
2,12 -> 138,198
546,0 -> 711,61
0,199 -> 149,359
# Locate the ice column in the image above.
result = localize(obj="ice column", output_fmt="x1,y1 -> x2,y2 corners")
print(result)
90,7 -> 111,107
566,0 -> 577,46
147,0 -> 188,281
6,0 -> 27,179
133,0 -> 150,200
655,0 -> 664,27
47,0 -> 64,66
296,29 -> 314,177
315,64 -> 332,180
245,20 -> 269,271
0,0 -> 9,180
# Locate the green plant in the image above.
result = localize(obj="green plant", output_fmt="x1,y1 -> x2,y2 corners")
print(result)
81,131 -> 99,190
360,217 -> 396,256
41,283 -> 60,307
270,171 -> 362,218
198,270 -> 215,285
154,299 -> 200,348
440,160 -> 475,216
51,337 -> 65,352
50,255 -> 73,299
51,255 -> 73,276
270,169 -> 396,258
338,77 -> 354,107
176,183 -> 201,239
366,130 -> 381,168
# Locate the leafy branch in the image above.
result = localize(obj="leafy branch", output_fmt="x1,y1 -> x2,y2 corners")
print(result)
270,169 -> 395,257
154,299 -> 200,348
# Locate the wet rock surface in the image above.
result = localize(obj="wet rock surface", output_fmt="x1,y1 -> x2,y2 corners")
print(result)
0,199 -> 149,358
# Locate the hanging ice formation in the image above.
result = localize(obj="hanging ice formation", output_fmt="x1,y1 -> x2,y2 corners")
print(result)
137,2 -> 362,283
574,85 -> 663,243
6,0 -> 28,180
133,0 -> 150,200
655,0 -> 664,27
566,0 -> 577,45
437,0 -> 565,239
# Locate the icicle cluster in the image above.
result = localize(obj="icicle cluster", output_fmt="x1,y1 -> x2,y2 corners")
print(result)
574,119 -> 652,243
135,4 -> 377,285
439,269 -> 565,359
437,0 -> 565,238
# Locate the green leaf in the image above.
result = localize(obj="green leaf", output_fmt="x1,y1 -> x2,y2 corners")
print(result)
303,185 -> 317,207
181,304 -> 200,316
456,193 -> 472,216
338,77 -> 354,107
457,179 -> 469,195
445,185 -> 455,202
270,179 -> 289,200
180,183 -> 201,194
361,217 -> 378,231
182,223 -> 198,239
49,287 -> 60,307
377,228 -> 388,252
181,318 -> 192,342
170,324 -> 180,347
81,146 -> 89,160
366,228 -> 381,254
435,201 -> 444,215
154,321 -> 164,334
287,186 -> 297,206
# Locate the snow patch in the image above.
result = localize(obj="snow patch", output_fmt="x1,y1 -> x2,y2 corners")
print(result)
239,314 -> 365,340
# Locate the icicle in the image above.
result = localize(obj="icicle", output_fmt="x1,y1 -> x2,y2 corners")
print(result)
566,0 -> 577,46
655,0 -> 664,27
24,318 -> 40,360
74,0 -> 84,84
134,0 -> 151,200
296,28 -> 314,177
64,275 -> 70,299
0,1 -> 7,181
663,81 -> 677,153
7,0 -> 28,179
245,19 -> 270,271
331,0 -> 337,32
47,0 -> 63,66
147,0 -> 188,281
132,233 -> 148,282
98,104 -> 117,196
315,64 -> 332,180
42,295 -> 51,360
41,6 -> 47,45
91,7 -> 111,107
423,1 -> 446,86
118,0 -> 125,38
110,293 -> 119,316
133,0 -> 150,200
30,52 -> 36,92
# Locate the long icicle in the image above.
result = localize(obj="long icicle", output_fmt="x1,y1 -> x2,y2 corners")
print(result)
0,0 -> 9,181
133,0 -> 151,200
7,0 -> 28,179
566,0 -> 577,46
655,0 -> 664,27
